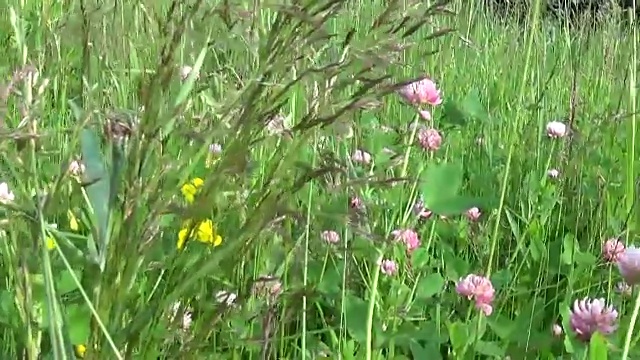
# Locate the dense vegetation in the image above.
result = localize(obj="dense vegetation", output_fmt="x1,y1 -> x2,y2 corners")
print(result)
0,0 -> 638,359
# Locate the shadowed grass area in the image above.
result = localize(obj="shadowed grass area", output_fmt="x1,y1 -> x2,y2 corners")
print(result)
0,0 -> 637,359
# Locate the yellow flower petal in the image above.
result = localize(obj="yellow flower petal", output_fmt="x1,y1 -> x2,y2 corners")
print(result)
191,177 -> 204,187
177,219 -> 222,249
180,178 -> 204,204
177,228 -> 189,250
46,236 -> 56,250
195,219 -> 214,243
74,344 -> 86,358
68,210 -> 79,231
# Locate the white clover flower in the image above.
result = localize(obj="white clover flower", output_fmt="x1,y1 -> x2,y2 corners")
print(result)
0,182 -> 15,204
546,121 -> 567,138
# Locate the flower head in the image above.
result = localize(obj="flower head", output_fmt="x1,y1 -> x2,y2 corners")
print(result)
569,297 -> 618,342
547,169 -> 560,179
392,229 -> 420,253
615,281 -> 632,297
209,143 -> 222,155
265,114 -> 292,136
0,182 -> 15,204
417,127 -> 442,151
74,344 -> 87,358
552,323 -> 563,337
169,302 -> 193,330
321,230 -> 340,244
215,290 -> 238,306
181,177 -> 204,204
546,121 -> 567,138
398,77 -> 443,106
466,207 -> 481,221
351,149 -> 372,165
456,274 -> 495,316
349,196 -> 365,212
602,238 -> 625,263
379,259 -> 397,276
252,276 -> 283,301
412,199 -> 433,219
46,224 -> 58,250
618,246 -> 640,285
68,160 -> 85,177
68,210 -> 80,231
418,109 -> 431,120
206,144 -> 223,168
177,219 -> 222,250
179,65 -> 198,81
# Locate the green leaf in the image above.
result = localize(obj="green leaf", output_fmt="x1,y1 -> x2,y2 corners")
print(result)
173,44 -> 209,108
487,315 -> 516,340
448,321 -> 469,352
561,234 -> 578,265
410,340 -> 441,360
441,90 -> 488,128
421,162 -> 463,209
589,332 -> 608,360
461,89 -> 488,122
476,341 -> 505,357
165,40 -> 210,139
411,248 -> 430,269
415,273 -> 445,300
441,102 -> 467,127
56,269 -> 81,295
66,304 -> 90,344
344,294 -> 369,344
79,125 -> 111,267
428,195 -> 483,216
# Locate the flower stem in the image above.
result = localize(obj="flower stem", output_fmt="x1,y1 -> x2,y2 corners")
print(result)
622,288 -> 640,359
400,114 -> 421,178
366,253 -> 383,360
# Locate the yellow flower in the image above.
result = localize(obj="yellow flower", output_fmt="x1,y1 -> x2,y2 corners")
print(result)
180,177 -> 204,204
68,210 -> 79,231
46,224 -> 58,250
177,219 -> 222,250
74,344 -> 86,358
46,236 -> 56,250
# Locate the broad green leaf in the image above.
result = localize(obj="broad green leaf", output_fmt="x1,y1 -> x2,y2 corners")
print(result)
57,269 -> 82,295
461,89 -> 488,122
66,304 -> 90,344
415,273 -> 445,300
411,247 -> 431,269
428,195 -> 483,216
441,101 -> 467,127
441,90 -> 488,128
80,127 -> 111,267
421,162 -> 463,209
487,315 -> 516,340
344,294 -> 369,344
589,332 -> 608,360
410,341 -> 441,360
476,340 -> 505,357
448,321 -> 469,352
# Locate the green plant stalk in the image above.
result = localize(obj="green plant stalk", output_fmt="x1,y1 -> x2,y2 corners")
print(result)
54,244 -> 123,359
400,114 -> 421,178
366,253 -> 383,360
622,291 -> 640,360
621,5 -> 638,360
474,0 -> 543,355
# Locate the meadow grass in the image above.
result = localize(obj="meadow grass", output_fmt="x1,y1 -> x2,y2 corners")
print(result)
0,0 -> 638,359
